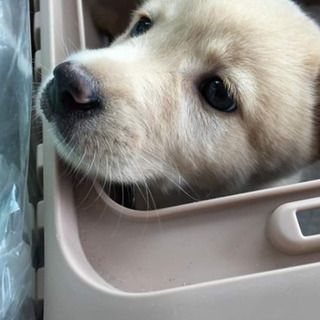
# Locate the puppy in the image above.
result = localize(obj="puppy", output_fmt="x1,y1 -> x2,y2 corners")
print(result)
38,0 -> 320,200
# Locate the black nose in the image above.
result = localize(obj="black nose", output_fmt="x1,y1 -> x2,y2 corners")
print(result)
47,61 -> 100,115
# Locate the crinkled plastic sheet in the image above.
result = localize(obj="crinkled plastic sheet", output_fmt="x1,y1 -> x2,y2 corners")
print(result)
0,0 -> 34,320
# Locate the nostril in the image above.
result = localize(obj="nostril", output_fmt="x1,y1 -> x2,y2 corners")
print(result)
60,89 -> 99,110
68,84 -> 95,105
50,61 -> 100,114
60,77 -> 99,109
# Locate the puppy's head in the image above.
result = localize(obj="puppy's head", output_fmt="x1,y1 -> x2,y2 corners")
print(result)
38,0 -> 320,196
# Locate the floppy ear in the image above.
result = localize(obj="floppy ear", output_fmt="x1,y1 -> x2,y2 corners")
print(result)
90,0 -> 137,37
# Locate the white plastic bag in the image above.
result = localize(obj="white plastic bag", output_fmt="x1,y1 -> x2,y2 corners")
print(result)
0,0 -> 34,319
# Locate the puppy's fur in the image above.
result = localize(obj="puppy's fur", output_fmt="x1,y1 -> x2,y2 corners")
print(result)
39,0 -> 320,199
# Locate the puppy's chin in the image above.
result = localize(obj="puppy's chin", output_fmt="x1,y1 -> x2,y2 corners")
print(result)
46,129 -> 86,173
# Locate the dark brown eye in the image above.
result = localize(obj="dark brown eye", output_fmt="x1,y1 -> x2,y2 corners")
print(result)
130,17 -> 153,37
200,77 -> 237,112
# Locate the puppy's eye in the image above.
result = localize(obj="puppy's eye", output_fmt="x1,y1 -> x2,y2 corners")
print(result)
130,17 -> 153,37
200,77 -> 237,112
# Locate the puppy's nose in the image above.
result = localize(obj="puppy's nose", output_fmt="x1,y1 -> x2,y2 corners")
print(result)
47,61 -> 100,115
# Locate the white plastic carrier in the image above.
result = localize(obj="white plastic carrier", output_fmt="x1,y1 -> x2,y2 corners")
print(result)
34,0 -> 320,319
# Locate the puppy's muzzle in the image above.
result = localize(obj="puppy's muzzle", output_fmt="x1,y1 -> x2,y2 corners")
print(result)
45,61 -> 101,117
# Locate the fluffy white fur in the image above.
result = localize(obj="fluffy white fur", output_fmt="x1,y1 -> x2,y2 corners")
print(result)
38,0 -> 320,199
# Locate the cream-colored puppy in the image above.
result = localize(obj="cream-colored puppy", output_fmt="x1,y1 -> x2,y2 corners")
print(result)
38,0 -> 320,199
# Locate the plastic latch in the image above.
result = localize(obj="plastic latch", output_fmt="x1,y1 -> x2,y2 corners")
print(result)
36,143 -> 43,191
34,12 -> 41,51
267,197 -> 320,255
27,202 -> 36,234
32,200 -> 44,270
33,0 -> 40,12
37,200 -> 44,230
36,267 -> 44,320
